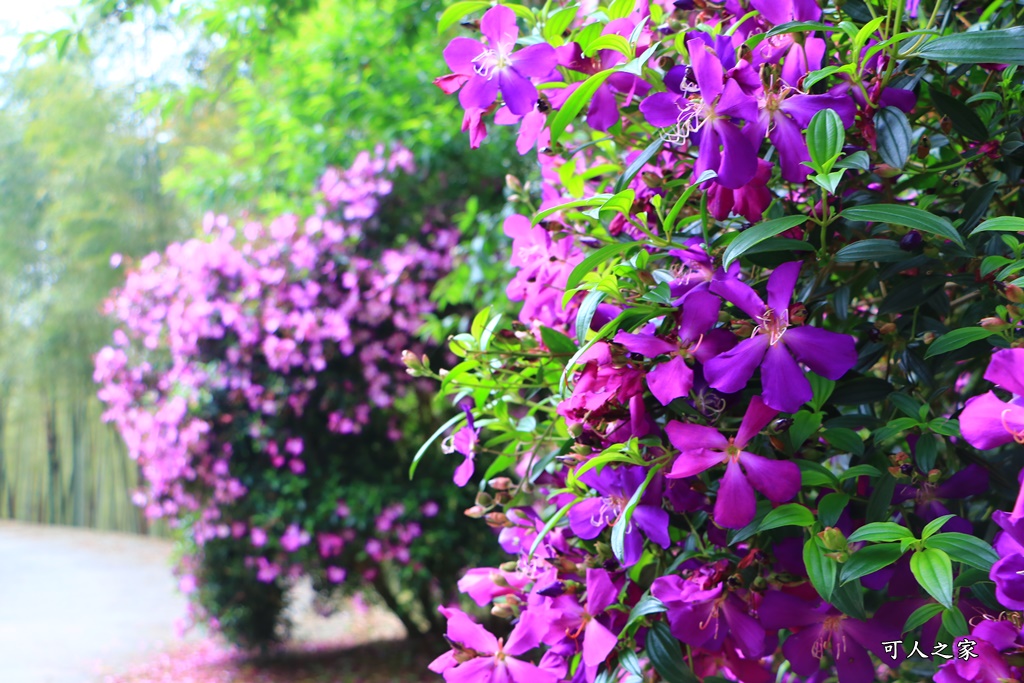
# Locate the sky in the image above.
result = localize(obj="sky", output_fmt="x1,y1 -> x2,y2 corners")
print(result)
0,0 -> 74,67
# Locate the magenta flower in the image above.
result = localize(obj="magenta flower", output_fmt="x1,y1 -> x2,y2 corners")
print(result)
960,348 -> 1024,449
613,290 -> 723,406
665,395 -> 800,528
442,6 -> 557,116
935,619 -> 1024,683
530,569 -> 622,671
760,591 -> 904,683
568,466 -> 670,567
429,607 -> 558,683
639,39 -> 759,189
443,403 -> 479,487
705,261 -> 858,413
651,562 -> 767,658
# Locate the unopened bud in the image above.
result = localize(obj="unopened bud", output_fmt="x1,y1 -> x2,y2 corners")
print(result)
464,505 -> 487,519
489,477 -> 513,491
981,316 -> 1009,330
770,418 -> 794,434
475,491 -> 494,508
489,571 -> 510,588
899,230 -> 923,251
505,174 -> 523,193
940,117 -> 953,135
818,527 -> 848,553
401,349 -> 425,376
499,561 -> 518,572
485,512 -> 510,528
916,136 -> 931,159
1003,283 -> 1024,304
927,469 -> 942,483
491,603 -> 514,619
878,322 -> 897,335
921,331 -> 937,345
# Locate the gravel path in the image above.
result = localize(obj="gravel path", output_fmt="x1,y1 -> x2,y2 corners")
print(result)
0,521 -> 187,683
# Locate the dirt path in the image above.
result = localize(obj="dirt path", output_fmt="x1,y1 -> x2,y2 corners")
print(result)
0,521 -> 187,683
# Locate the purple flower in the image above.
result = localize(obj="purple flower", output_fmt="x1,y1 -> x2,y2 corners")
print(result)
429,607 -> 559,683
443,403 -> 478,487
665,395 -> 800,528
935,619 -> 1023,683
639,39 -> 759,189
613,290 -> 723,405
960,348 -> 1024,449
705,261 -> 858,413
760,591 -> 903,683
531,569 -> 622,672
568,466 -> 670,567
651,562 -> 767,658
443,6 -> 557,116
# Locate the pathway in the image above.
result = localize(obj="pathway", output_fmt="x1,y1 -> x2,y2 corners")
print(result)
0,521 -> 187,683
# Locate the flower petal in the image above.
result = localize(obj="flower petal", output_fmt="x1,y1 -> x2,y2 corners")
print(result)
767,261 -> 802,314
761,343 -> 812,413
647,356 -> 693,406
687,38 -> 723,101
481,5 -> 518,47
585,568 -> 619,613
985,348 -> 1024,396
459,75 -> 499,111
665,421 -> 730,453
739,451 -> 801,503
614,331 -> 677,357
735,395 -> 779,448
583,618 -> 619,668
568,497 -> 608,540
784,325 -> 858,380
704,335 -> 770,394
510,42 -> 557,78
444,37 -> 486,75
667,448 -> 727,479
960,391 -> 1024,450
640,92 -> 684,128
713,459 -> 756,528
500,70 -> 538,117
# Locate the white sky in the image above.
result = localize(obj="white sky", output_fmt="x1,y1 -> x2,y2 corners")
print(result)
0,0 -> 75,67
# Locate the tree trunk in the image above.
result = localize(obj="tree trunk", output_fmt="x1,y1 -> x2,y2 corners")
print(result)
44,391 -> 60,524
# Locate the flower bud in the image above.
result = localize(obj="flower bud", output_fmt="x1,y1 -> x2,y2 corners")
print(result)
770,418 -> 794,434
899,230 -> 924,251
818,527 -> 848,553
535,580 -> 566,598
488,477 -> 513,491
499,561 -> 518,572
505,174 -> 523,193
464,505 -> 486,519
489,570 -> 510,588
1003,283 -> 1024,304
491,603 -> 514,619
475,491 -> 494,508
484,512 -> 510,528
981,316 -> 1010,330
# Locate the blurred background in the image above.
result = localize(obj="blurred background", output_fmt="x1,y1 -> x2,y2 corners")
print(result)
0,1 -> 522,680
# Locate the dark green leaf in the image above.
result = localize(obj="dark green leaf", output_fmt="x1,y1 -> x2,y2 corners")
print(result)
866,475 -> 896,522
841,204 -> 964,247
830,579 -> 867,620
924,327 -> 996,358
803,537 -> 837,602
766,20 -> 833,37
876,106 -> 912,170
759,503 -> 816,531
902,603 -> 944,634
575,290 -> 607,344
824,428 -> 864,456
834,239 -> 908,263
646,621 -> 699,683
722,216 -> 809,268
915,434 -> 938,472
848,522 -> 914,543
924,533 -> 1000,572
818,493 -> 850,527
626,592 -> 667,628
540,327 -> 578,356
929,87 -> 988,141
841,543 -> 906,584
807,108 -> 846,173
942,607 -> 969,638
914,27 -> 1024,66
969,216 -> 1024,236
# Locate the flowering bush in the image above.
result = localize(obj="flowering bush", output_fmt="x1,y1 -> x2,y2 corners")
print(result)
94,147 -> 500,646
417,1 -> 1024,682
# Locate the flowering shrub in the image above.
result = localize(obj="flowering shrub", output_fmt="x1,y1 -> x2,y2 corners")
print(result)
417,1 -> 1024,682
94,147 -> 500,646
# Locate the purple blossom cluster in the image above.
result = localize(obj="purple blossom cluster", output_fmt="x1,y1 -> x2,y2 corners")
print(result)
424,1 -> 1024,682
94,147 -> 455,632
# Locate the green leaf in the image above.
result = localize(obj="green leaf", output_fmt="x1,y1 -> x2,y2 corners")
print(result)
722,215 -> 808,268
848,522 -> 914,543
533,194 -> 611,225
902,603 -> 945,634
969,216 -> 1024,236
528,498 -> 580,558
830,579 -> 867,620
915,434 -> 938,473
437,1 -> 491,33
583,33 -> 633,58
924,533 -> 1000,571
646,621 -> 699,683
766,20 -> 833,37
626,592 -> 666,628
818,493 -> 850,527
565,241 -> 638,291
914,27 -> 1024,66
923,327 -> 996,358
866,475 -> 896,523
834,239 -> 908,263
804,536 -> 837,602
806,108 -> 846,173
834,150 -> 871,171
739,238 -> 815,257
841,543 -> 906,584
542,4 -> 578,43
540,326 -> 578,356
611,465 -> 661,563
839,464 -> 882,481
614,136 -> 665,194
549,70 -> 615,144
875,106 -> 912,171
758,503 -> 816,531
824,428 -> 864,456
910,548 -> 954,609
942,607 -> 970,638
798,460 -> 841,489
410,410 -> 470,478
576,289 -> 607,345
929,87 -> 988,141
840,204 -> 965,248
